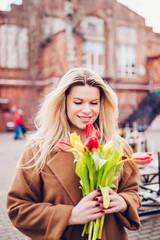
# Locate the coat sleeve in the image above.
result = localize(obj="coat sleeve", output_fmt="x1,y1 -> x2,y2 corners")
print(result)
7,148 -> 74,240
116,162 -> 141,230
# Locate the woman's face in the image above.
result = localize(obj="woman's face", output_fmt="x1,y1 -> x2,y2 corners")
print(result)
66,85 -> 100,131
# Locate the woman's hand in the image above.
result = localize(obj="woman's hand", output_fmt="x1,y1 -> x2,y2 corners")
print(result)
68,190 -> 106,225
98,188 -> 128,214
68,188 -> 128,226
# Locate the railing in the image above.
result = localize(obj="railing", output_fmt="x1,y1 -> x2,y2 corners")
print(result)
138,152 -> 160,216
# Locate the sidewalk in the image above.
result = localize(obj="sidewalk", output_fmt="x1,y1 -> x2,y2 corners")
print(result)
0,132 -> 160,239
0,132 -> 26,239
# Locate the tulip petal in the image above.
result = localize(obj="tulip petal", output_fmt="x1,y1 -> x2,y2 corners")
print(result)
84,137 -> 99,152
56,141 -> 72,152
103,140 -> 113,153
70,132 -> 83,148
74,141 -> 84,152
146,152 -> 152,157
85,123 -> 99,138
132,152 -> 153,165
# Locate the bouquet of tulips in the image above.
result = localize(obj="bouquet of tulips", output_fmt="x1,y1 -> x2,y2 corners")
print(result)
56,124 -> 153,240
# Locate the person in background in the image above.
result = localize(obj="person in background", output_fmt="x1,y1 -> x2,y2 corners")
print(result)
7,68 -> 141,240
18,108 -> 27,137
13,108 -> 23,140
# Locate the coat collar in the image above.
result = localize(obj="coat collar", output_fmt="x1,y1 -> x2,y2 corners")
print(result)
47,151 -> 82,205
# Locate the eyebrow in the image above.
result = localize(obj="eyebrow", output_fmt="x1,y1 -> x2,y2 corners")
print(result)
73,98 -> 100,101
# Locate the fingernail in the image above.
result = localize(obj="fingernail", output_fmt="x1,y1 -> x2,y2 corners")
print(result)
94,198 -> 98,201
96,204 -> 100,207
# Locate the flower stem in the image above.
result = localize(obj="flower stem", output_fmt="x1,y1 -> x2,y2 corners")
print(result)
81,223 -> 87,237
98,215 -> 105,239
92,218 -> 100,240
116,158 -> 132,166
88,221 -> 94,240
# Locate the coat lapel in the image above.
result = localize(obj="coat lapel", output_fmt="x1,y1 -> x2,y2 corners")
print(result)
47,151 -> 82,205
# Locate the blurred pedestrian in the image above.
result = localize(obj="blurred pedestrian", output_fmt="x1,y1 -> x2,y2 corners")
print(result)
18,109 -> 27,137
13,108 -> 23,140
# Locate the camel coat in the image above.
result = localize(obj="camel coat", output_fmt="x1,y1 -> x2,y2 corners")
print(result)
7,147 -> 141,240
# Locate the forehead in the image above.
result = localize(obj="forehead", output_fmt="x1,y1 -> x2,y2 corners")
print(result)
68,85 -> 100,99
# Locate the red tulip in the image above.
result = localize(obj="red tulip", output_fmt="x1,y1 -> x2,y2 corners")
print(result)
84,137 -> 99,152
85,123 -> 99,138
131,152 -> 153,165
56,141 -> 72,152
122,154 -> 128,160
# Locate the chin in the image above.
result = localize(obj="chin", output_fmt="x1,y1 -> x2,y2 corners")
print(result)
75,122 -> 87,130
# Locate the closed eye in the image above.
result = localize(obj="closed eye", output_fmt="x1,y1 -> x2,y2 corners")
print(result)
74,102 -> 82,104
91,102 -> 98,105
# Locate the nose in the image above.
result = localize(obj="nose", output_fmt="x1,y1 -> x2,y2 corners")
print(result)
82,103 -> 91,114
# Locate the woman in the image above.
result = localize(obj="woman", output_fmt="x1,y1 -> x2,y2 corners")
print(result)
7,68 -> 141,240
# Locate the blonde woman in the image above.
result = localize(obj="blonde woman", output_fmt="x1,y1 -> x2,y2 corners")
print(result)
7,68 -> 141,240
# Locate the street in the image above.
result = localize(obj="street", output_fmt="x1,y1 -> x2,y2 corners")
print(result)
0,132 -> 160,239
0,132 -> 26,239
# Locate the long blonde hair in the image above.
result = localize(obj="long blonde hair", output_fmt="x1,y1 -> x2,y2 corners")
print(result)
25,68 -> 120,172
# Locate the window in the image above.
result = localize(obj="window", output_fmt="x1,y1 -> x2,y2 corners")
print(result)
82,41 -> 105,77
116,45 -> 136,78
116,26 -> 137,78
87,23 -> 96,32
0,24 -> 28,69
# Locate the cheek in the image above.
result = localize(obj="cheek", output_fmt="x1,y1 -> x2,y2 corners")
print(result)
66,104 -> 71,120
66,102 -> 78,119
94,105 -> 100,115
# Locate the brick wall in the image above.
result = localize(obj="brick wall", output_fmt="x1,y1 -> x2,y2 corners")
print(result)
0,86 -> 37,131
40,31 -> 69,79
0,0 -> 160,131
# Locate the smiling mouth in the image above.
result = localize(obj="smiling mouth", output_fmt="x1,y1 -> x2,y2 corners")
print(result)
78,116 -> 92,121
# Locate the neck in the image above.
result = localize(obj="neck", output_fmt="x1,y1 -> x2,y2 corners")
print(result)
70,127 -> 86,144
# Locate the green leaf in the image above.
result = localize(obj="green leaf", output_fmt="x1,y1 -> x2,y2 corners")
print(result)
96,160 -> 108,188
110,183 -> 118,190
118,137 -> 123,156
75,157 -> 90,195
91,152 -> 100,171
103,146 -> 112,159
97,146 -> 103,158
72,151 -> 81,162
99,186 -> 110,208
112,175 -> 119,182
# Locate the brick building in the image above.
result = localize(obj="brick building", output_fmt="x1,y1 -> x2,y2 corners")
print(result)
0,0 -> 160,131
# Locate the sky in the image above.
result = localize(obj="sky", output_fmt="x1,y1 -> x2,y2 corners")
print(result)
0,0 -> 22,11
117,0 -> 160,33
0,0 -> 160,33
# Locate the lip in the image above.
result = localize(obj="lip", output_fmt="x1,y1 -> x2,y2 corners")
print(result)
78,116 -> 92,119
78,116 -> 92,122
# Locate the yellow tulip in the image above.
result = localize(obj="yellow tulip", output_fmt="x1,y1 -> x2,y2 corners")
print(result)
103,140 -> 113,153
74,141 -> 84,152
70,132 -> 83,148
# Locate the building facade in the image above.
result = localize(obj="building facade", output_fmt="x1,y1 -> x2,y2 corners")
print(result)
0,0 -> 160,131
